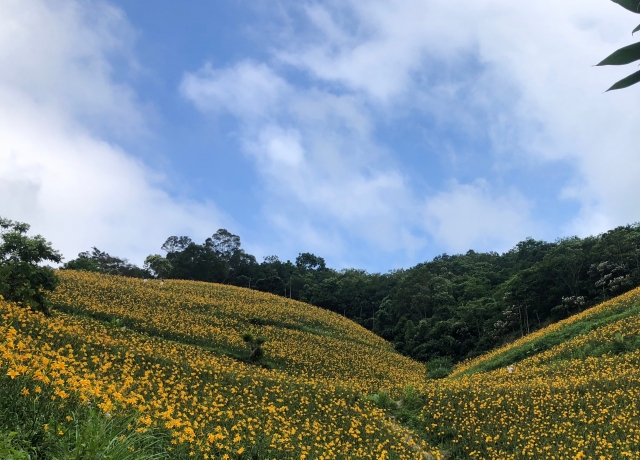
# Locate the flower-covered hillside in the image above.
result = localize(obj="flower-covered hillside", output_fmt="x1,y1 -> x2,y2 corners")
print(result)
1,272 -> 435,459
50,270 -> 425,395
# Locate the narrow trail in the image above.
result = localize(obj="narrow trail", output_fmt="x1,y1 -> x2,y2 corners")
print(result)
384,416 -> 439,460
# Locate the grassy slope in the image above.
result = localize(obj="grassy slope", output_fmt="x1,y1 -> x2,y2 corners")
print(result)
416,287 -> 640,458
4,271 -> 640,459
1,271 -> 433,460
50,270 -> 426,394
451,286 -> 640,377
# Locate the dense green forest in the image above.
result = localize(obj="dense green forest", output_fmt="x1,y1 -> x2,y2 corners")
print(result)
62,224 -> 640,364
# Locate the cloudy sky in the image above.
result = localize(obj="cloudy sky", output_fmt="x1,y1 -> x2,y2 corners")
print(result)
1,0 -> 639,273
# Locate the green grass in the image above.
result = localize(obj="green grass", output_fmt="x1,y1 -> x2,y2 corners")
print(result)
457,299 -> 640,377
0,372 -> 170,460
0,431 -> 31,460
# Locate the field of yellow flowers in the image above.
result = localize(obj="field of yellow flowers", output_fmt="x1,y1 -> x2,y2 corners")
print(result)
3,270 -> 640,459
1,271 -> 433,459
418,286 -> 640,458
49,271 -> 426,396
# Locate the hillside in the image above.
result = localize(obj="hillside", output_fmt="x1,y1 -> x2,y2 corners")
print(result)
63,224 -> 640,367
412,286 -> 640,458
2,271 -> 640,459
1,271 -> 432,459
451,286 -> 640,377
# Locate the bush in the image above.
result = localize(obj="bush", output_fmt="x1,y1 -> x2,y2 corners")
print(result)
242,332 -> 266,362
367,391 -> 395,410
426,357 -> 453,379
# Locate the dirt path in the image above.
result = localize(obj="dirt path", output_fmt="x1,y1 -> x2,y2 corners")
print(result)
385,415 -> 439,460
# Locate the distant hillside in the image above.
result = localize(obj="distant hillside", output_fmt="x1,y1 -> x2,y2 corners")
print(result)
3,271 -> 640,459
51,271 -> 425,394
412,287 -> 640,458
65,223 -> 640,366
1,271 -> 432,459
450,285 -> 640,377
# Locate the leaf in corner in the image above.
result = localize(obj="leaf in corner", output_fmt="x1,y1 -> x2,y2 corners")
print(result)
612,0 -> 640,14
597,41 -> 640,66
605,69 -> 640,91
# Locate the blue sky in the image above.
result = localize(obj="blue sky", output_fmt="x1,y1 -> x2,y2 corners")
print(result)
1,0 -> 640,273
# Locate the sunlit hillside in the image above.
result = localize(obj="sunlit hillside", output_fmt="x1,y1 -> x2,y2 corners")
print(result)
3,271 -> 640,459
1,271 -> 432,459
51,271 -> 426,394
415,287 -> 640,458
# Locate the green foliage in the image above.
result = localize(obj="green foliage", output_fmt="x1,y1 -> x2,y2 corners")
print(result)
367,386 -> 426,433
602,69 -> 640,91
612,0 -> 640,14
426,357 -> 453,380
49,411 -> 167,460
366,391 -> 395,410
143,254 -> 172,279
62,256 -> 100,273
63,247 -> 149,278
597,42 -> 640,66
242,332 -> 266,362
0,368 -> 169,460
158,230 -> 257,286
598,0 -> 640,91
0,217 -> 61,315
399,385 -> 423,414
0,432 -> 30,460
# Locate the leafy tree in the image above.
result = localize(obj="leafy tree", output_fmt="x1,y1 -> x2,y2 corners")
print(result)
597,0 -> 640,91
167,242 -> 228,282
426,357 -> 453,379
143,254 -> 173,279
295,252 -> 327,272
63,247 -> 148,278
161,236 -> 193,254
158,230 -> 258,285
206,229 -> 241,260
62,254 -> 100,272
0,218 -> 62,316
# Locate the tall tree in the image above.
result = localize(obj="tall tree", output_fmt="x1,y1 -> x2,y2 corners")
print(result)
0,217 -> 62,316
144,254 -> 173,279
161,236 -> 193,255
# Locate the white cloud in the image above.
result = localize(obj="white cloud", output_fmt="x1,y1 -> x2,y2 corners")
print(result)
182,60 -> 425,259
274,0 -> 640,240
423,180 -> 534,253
0,0 -> 227,265
181,0 -> 640,263
277,0 -> 474,102
180,61 -> 289,120
0,0 -> 144,138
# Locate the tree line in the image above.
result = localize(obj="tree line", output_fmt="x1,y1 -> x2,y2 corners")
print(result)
60,224 -> 640,364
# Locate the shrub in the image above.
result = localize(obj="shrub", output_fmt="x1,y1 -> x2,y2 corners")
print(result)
367,391 -> 395,410
242,332 -> 266,362
426,357 -> 453,379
